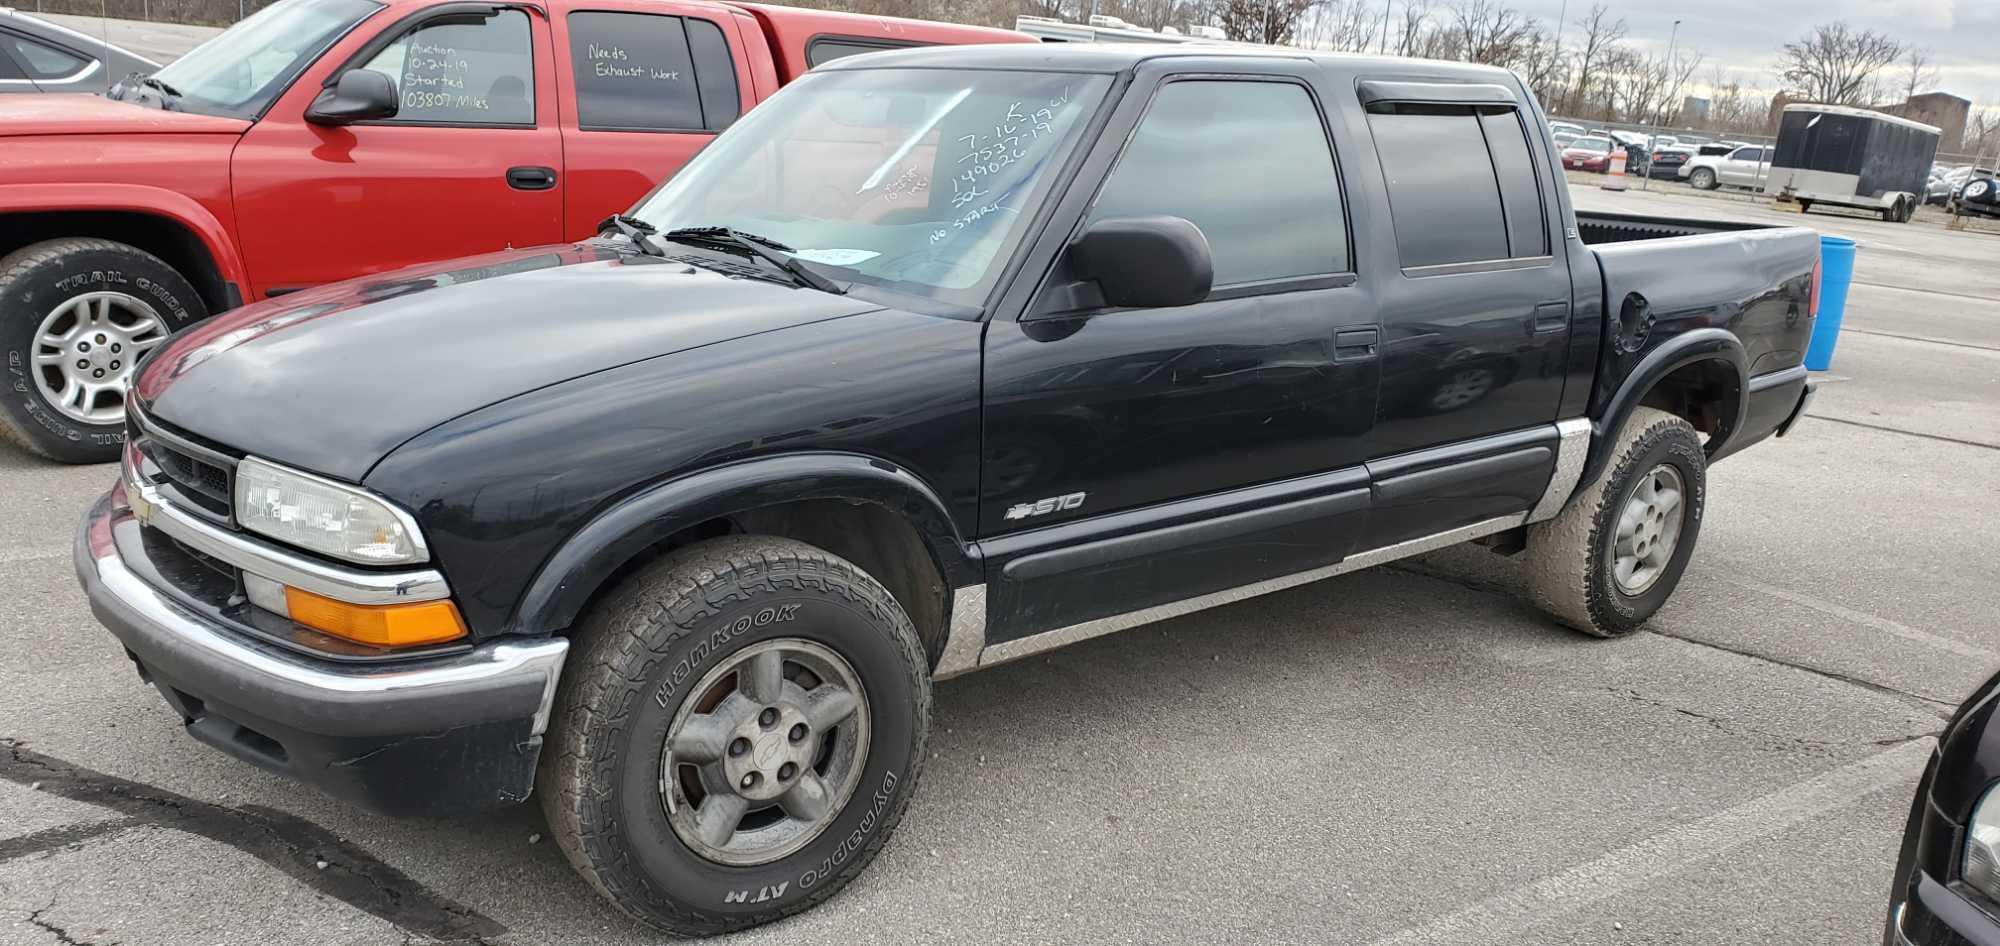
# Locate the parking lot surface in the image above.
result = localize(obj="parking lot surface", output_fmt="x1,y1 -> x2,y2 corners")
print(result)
3,183 -> 1996,945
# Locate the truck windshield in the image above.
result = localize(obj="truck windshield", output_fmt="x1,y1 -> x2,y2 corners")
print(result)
143,0 -> 382,119
631,68 -> 1112,310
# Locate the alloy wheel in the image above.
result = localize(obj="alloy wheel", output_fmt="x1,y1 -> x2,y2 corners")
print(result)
32,291 -> 166,424
659,638 -> 871,866
1611,463 -> 1685,596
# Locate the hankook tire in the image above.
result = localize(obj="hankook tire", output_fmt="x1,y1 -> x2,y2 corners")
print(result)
537,535 -> 930,936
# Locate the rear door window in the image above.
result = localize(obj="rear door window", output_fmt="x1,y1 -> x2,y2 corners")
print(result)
1089,79 -> 1349,288
3,32 -> 88,79
1366,103 -> 1550,268
1478,110 -> 1549,258
567,12 -> 738,132
359,9 -> 536,125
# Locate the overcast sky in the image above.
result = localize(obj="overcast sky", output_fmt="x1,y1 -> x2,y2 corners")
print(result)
1492,0 -> 2000,104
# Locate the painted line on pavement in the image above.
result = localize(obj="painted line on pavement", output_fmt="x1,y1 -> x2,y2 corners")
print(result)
1721,576 -> 2000,663
1367,738 -> 1932,946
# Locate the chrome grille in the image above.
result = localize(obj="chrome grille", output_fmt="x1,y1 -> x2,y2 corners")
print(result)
128,403 -> 238,526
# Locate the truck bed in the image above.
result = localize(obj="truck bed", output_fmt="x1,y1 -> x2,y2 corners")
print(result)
1575,210 -> 1783,244
1573,209 -> 1821,460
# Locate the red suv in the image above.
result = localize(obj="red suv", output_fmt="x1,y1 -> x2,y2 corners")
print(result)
0,0 -> 1026,462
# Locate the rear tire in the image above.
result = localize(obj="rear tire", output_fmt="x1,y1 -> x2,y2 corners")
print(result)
1688,167 -> 1716,190
537,535 -> 931,936
1523,407 -> 1707,637
0,238 -> 207,464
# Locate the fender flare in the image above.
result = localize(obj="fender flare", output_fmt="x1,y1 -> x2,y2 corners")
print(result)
0,183 -> 251,301
508,452 -> 979,637
1583,328 -> 1747,486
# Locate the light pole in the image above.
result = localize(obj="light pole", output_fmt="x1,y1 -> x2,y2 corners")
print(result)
1664,19 -> 1681,125
1379,0 -> 1391,54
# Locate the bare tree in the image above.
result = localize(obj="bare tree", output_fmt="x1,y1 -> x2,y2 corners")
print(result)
1297,0 -> 1383,52
1566,4 -> 1625,117
1778,21 -> 1903,106
1659,46 -> 1703,125
1218,0 -> 1317,44
1394,0 -> 1450,59
1513,25 -> 1567,105
1438,0 -> 1535,64
1898,47 -> 1940,101
1967,107 -> 2000,160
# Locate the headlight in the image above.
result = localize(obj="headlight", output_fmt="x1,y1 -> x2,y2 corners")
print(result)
1969,785 -> 2000,904
233,456 -> 426,565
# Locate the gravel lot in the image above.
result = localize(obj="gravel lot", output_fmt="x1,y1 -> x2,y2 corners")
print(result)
3,183 -> 1996,946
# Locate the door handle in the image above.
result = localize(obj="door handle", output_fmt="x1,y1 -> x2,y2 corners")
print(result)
506,166 -> 557,191
1333,327 -> 1378,363
1532,302 -> 1569,334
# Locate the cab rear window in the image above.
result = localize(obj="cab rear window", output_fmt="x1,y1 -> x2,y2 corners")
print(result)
567,12 -> 739,132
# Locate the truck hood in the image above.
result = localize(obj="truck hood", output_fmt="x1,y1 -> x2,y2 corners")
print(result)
0,94 -> 250,137
136,245 -> 886,482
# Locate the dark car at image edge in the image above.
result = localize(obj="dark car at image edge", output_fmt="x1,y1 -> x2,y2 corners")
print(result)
1886,669 -> 2000,946
76,44 -> 1823,936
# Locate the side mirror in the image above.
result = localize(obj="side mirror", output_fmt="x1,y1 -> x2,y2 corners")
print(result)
306,70 -> 399,125
1068,215 -> 1213,310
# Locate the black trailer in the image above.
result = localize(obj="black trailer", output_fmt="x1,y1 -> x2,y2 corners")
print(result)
1764,103 -> 1940,222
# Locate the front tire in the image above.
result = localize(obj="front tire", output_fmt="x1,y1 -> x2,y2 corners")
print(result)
1523,407 -> 1707,637
1688,167 -> 1716,190
538,535 -> 931,936
0,238 -> 208,463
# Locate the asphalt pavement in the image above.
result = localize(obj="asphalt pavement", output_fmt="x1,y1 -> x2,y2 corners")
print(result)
3,184 -> 1997,945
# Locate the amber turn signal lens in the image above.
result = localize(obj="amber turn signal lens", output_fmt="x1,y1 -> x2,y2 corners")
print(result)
282,587 -> 468,647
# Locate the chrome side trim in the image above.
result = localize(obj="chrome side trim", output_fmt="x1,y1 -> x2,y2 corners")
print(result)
1527,417 -> 1593,523
128,471 -> 450,605
529,642 -> 570,737
974,513 -> 1528,671
931,583 -> 987,680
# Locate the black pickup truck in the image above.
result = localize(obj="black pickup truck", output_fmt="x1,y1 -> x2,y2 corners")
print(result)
75,44 -> 1821,935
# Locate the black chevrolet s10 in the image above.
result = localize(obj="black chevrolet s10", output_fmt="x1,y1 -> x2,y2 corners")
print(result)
1886,669 -> 2000,946
76,44 -> 1823,934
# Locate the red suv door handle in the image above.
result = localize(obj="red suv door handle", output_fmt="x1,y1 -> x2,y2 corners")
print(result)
506,166 -> 557,191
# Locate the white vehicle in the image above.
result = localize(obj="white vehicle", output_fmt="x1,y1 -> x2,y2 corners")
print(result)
1680,144 -> 1772,190
1013,14 -> 1227,43
1549,120 -> 1586,139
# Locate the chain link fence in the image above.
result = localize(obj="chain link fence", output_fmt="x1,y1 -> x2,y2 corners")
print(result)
26,0 -> 274,27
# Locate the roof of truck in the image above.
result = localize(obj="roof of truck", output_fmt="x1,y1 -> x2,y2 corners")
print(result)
816,40 -> 1521,83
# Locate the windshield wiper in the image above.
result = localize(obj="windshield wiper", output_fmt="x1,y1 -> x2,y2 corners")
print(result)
662,227 -> 846,295
596,214 -> 665,257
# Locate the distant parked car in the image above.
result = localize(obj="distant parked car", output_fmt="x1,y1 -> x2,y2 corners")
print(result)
1680,145 -> 1771,190
1953,174 -> 2000,219
1562,136 -> 1614,172
0,7 -> 157,95
1925,171 -> 1953,205
1549,120 -> 1586,139
1647,145 -> 1696,180
1552,130 -> 1581,149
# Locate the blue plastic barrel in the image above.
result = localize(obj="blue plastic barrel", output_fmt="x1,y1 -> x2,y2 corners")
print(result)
1806,235 -> 1855,371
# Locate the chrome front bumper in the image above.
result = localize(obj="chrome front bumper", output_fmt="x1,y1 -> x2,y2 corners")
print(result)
76,486 -> 568,815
